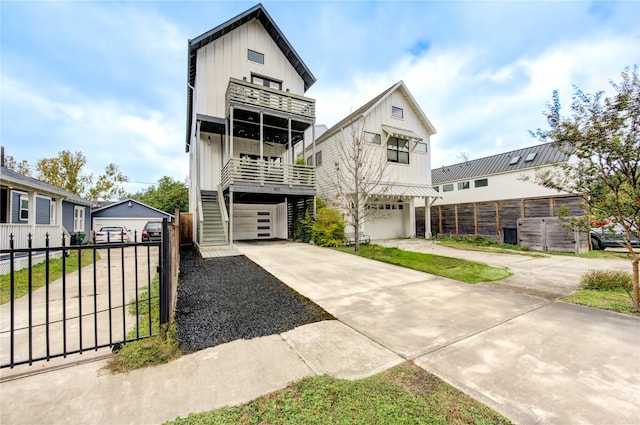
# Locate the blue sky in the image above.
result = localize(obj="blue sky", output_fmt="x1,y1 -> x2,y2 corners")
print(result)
2,1 -> 639,194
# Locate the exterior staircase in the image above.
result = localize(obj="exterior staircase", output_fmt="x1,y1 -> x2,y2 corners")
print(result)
201,192 -> 227,245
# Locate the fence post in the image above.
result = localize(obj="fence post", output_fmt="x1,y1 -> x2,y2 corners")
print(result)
160,218 -> 170,326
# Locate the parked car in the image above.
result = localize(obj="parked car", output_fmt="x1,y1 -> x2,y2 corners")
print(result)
94,226 -> 130,244
141,221 -> 162,242
590,224 -> 640,250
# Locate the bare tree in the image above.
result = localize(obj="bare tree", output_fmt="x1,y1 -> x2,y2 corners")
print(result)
323,120 -> 391,252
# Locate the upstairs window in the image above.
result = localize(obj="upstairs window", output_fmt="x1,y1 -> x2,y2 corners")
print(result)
251,74 -> 282,90
315,151 -> 323,166
443,184 -> 454,192
458,181 -> 470,190
364,131 -> 381,145
387,137 -> 409,164
247,49 -> 264,64
415,141 -> 428,153
474,178 -> 488,188
391,106 -> 404,119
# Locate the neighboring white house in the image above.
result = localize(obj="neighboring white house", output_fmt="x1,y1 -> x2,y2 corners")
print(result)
186,4 -> 318,248
310,81 -> 441,240
430,142 -> 585,240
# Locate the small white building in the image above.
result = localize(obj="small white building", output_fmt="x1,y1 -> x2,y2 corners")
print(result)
311,81 -> 441,240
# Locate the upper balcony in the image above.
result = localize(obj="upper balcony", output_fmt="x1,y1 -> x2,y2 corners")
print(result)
226,78 -> 315,119
221,158 -> 315,197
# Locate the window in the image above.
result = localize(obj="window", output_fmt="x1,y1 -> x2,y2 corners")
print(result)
387,137 -> 409,164
443,184 -> 454,192
525,152 -> 537,162
458,181 -> 470,190
251,74 -> 282,90
415,141 -> 428,153
50,200 -> 56,225
315,151 -> 322,166
391,106 -> 404,119
307,156 -> 312,165
474,178 -> 488,188
19,194 -> 28,221
509,155 -> 521,165
247,49 -> 264,64
73,206 -> 85,232
364,131 -> 381,145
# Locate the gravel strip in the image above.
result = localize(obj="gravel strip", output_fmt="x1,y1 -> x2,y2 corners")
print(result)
175,250 -> 333,352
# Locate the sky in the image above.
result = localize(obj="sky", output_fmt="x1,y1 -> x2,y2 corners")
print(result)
2,0 -> 639,195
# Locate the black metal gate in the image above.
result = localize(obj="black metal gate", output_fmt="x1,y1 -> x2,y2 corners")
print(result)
0,219 -> 171,369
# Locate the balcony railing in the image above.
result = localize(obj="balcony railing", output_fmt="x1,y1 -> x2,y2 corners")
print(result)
226,78 -> 315,119
221,158 -> 315,189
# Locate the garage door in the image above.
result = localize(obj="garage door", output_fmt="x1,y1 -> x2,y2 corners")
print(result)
366,208 -> 405,240
233,205 -> 275,240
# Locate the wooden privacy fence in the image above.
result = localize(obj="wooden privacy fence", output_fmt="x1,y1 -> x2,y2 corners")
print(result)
517,217 -> 588,254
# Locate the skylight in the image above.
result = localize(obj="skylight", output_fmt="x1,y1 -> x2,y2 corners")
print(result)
509,156 -> 521,165
525,152 -> 537,162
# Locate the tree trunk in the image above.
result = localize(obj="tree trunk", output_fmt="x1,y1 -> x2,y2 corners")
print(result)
633,258 -> 639,313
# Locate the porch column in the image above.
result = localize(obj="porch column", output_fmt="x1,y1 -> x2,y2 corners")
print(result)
259,112 -> 264,160
229,106 -> 234,161
288,118 -> 292,164
229,189 -> 234,245
408,198 -> 415,238
425,201 -> 432,239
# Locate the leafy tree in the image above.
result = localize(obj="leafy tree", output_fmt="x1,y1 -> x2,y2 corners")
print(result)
533,66 -> 640,311
323,120 -> 390,252
37,150 -> 91,195
133,176 -> 188,213
88,163 -> 128,201
2,154 -> 32,176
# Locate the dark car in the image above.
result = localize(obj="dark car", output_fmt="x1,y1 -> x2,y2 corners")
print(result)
591,225 -> 640,250
141,221 -> 162,242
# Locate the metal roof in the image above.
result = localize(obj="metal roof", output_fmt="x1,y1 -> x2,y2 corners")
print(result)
431,142 -> 569,184
371,183 -> 441,199
0,166 -> 93,206
185,4 -> 316,150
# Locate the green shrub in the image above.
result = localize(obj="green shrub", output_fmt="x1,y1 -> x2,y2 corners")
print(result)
294,210 -> 313,243
580,270 -> 632,292
312,207 -> 344,247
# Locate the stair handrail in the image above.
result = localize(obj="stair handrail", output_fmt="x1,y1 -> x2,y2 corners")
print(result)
217,185 -> 229,241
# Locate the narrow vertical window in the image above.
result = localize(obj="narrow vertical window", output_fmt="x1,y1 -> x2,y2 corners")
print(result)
19,194 -> 29,221
74,206 -> 85,232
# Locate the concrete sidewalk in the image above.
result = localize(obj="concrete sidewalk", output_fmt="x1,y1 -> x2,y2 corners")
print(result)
1,240 -> 638,425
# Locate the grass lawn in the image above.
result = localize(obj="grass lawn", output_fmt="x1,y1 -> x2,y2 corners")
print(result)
561,289 -> 639,316
0,249 -> 98,305
337,244 -> 511,284
165,362 -> 513,425
105,274 -> 182,373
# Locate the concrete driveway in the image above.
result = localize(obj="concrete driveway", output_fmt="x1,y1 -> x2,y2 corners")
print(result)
237,240 -> 640,425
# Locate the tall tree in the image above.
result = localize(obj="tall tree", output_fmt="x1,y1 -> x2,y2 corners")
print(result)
2,154 -> 32,176
133,176 -> 188,213
323,121 -> 390,252
88,163 -> 129,201
533,66 -> 640,311
36,150 -> 91,195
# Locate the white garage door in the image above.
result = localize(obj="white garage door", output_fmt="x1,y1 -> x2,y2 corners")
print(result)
365,208 -> 405,240
93,218 -> 158,242
233,204 -> 275,240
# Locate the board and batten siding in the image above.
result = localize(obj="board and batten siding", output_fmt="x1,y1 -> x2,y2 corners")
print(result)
194,19 -> 306,120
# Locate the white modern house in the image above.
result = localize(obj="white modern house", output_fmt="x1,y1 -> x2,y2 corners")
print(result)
311,81 -> 441,240
430,142 -> 585,241
186,4 -> 318,249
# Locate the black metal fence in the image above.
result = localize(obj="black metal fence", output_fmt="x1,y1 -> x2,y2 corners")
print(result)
0,219 -> 171,369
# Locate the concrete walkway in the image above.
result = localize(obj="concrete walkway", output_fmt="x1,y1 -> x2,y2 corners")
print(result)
1,240 -> 638,425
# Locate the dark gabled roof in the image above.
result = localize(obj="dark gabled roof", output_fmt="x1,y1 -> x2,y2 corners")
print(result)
431,142 -> 569,184
0,166 -> 93,206
186,4 -> 316,150
91,198 -> 174,219
315,81 -> 436,145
